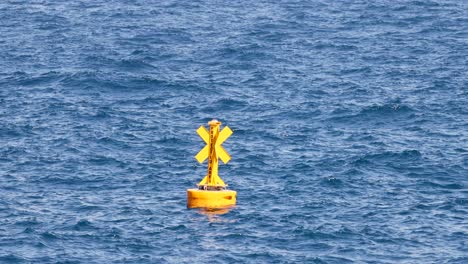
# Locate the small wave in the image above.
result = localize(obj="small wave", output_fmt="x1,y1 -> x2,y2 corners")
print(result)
340,66 -> 372,75
359,103 -> 414,116
14,71 -> 64,87
320,176 -> 344,188
0,127 -> 24,138
117,59 -> 155,71
15,217 -> 40,227
420,181 -> 464,190
88,155 -> 126,166
165,224 -> 187,231
353,150 -> 422,167
0,254 -> 26,263
73,219 -> 97,231
293,226 -> 337,240
40,231 -> 60,241
329,102 -> 416,125
21,227 -> 35,234
216,98 -> 248,111
410,0 -> 441,7
312,42 -> 358,51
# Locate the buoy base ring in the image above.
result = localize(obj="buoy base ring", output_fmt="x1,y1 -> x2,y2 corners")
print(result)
187,188 -> 237,209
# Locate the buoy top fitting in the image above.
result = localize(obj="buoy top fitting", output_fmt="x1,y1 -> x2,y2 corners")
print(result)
208,119 -> 221,125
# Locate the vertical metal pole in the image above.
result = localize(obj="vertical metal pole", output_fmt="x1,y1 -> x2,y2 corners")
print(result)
207,120 -> 220,187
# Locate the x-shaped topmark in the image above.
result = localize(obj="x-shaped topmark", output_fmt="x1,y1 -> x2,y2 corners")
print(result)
195,125 -> 232,164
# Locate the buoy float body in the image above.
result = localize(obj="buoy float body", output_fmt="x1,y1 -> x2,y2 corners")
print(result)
187,189 -> 236,209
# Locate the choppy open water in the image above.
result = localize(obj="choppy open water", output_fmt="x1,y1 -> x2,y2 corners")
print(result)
1,0 -> 467,263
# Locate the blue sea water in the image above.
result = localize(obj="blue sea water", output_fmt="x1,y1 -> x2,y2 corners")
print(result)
0,0 -> 467,263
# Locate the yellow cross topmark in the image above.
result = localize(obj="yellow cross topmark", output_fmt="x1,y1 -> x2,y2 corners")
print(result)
195,125 -> 232,164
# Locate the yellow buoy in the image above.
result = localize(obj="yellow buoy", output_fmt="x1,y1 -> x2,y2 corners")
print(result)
187,119 -> 237,209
